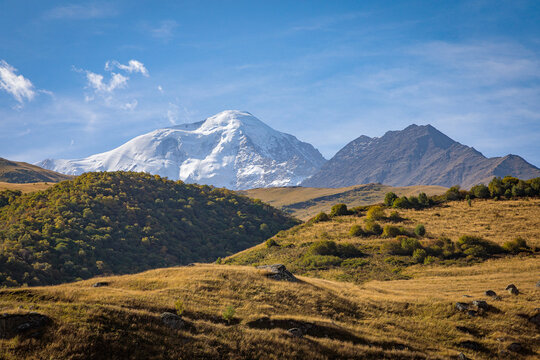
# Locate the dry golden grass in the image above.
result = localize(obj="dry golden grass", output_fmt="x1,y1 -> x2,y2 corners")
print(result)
1,258 -> 538,359
0,181 -> 55,193
240,184 -> 446,220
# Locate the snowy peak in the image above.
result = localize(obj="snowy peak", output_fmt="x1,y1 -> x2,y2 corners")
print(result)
38,111 -> 326,190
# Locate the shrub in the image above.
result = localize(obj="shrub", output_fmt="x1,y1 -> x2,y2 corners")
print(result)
349,224 -> 365,237
174,299 -> 184,316
308,240 -> 338,256
364,221 -> 382,235
312,212 -> 330,223
417,192 -> 430,207
222,305 -> 236,323
423,255 -> 437,265
366,205 -> 385,221
444,186 -> 463,201
341,258 -> 369,268
265,238 -> 279,248
330,203 -> 350,217
301,254 -> 342,269
382,225 -> 402,238
470,184 -> 490,199
414,224 -> 426,237
400,237 -> 421,255
381,239 -> 402,255
502,237 -> 529,254
393,197 -> 410,209
412,248 -> 427,263
384,192 -> 398,206
388,211 -> 403,222
456,235 -> 503,258
337,243 -> 363,258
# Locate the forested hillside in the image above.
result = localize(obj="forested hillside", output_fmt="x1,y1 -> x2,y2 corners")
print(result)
0,172 -> 298,287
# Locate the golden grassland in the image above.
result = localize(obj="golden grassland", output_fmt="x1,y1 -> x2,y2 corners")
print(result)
1,198 -> 538,359
0,259 -> 538,359
240,184 -> 446,220
0,181 -> 55,193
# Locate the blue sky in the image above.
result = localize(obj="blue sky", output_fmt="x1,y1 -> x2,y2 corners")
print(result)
1,0 -> 539,166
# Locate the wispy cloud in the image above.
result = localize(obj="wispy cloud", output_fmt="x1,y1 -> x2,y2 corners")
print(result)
45,3 -> 118,20
86,71 -> 128,93
149,20 -> 178,41
105,60 -> 149,77
0,60 -> 35,104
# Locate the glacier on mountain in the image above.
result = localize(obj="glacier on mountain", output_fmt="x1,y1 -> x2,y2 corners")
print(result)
38,110 -> 326,190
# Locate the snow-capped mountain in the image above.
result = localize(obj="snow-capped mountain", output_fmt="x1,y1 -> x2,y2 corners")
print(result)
38,110 -> 326,190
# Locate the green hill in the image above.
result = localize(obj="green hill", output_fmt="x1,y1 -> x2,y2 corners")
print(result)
0,171 -> 299,287
0,157 -> 72,183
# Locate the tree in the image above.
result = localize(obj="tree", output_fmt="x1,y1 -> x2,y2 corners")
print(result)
384,192 -> 398,206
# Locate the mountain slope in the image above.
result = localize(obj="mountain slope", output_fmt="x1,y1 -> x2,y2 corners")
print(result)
0,157 -> 72,183
302,124 -> 540,188
38,110 -> 326,190
0,171 -> 299,287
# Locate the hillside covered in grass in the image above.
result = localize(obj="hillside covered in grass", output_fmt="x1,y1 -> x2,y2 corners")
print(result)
0,172 -> 299,287
226,197 -> 540,284
240,183 -> 446,220
1,259 -> 538,359
0,157 -> 72,183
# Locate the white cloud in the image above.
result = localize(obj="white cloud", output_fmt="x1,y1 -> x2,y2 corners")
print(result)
167,103 -> 179,125
105,60 -> 149,77
149,20 -> 178,40
86,71 -> 128,93
0,60 -> 35,103
157,85 -> 164,93
122,99 -> 138,111
45,3 -> 117,20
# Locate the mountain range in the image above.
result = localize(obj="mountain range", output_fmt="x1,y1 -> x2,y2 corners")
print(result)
37,112 -> 539,189
302,124 -> 540,188
0,157 -> 72,183
38,110 -> 325,190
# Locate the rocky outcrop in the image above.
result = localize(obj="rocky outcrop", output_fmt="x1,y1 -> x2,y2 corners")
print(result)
160,312 -> 185,330
257,264 -> 298,282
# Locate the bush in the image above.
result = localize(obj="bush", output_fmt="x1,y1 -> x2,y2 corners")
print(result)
312,212 -> 330,223
330,203 -> 350,217
364,221 -> 382,235
502,237 -> 529,254
222,305 -> 236,323
388,211 -> 403,222
412,248 -> 427,263
341,258 -> 369,268
417,192 -> 430,207
423,255 -> 437,265
349,224 -> 365,237
265,238 -> 279,248
381,239 -> 402,255
456,235 -> 503,258
414,224 -> 426,237
301,254 -> 342,268
470,184 -> 490,199
384,192 -> 398,206
393,197 -> 410,209
174,299 -> 184,316
366,205 -> 385,221
337,243 -> 363,258
308,240 -> 338,256
382,225 -> 402,238
444,186 -> 463,201
400,237 -> 422,255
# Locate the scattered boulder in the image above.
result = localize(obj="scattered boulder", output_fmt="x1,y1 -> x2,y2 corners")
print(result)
257,264 -> 297,282
92,281 -> 109,287
457,353 -> 470,360
484,290 -> 497,297
472,300 -> 489,310
507,342 -> 522,353
536,280 -> 540,288
160,312 -> 185,330
467,310 -> 478,317
287,328 -> 303,338
529,312 -> 540,327
0,312 -> 50,339
506,284 -> 519,295
455,302 -> 469,312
